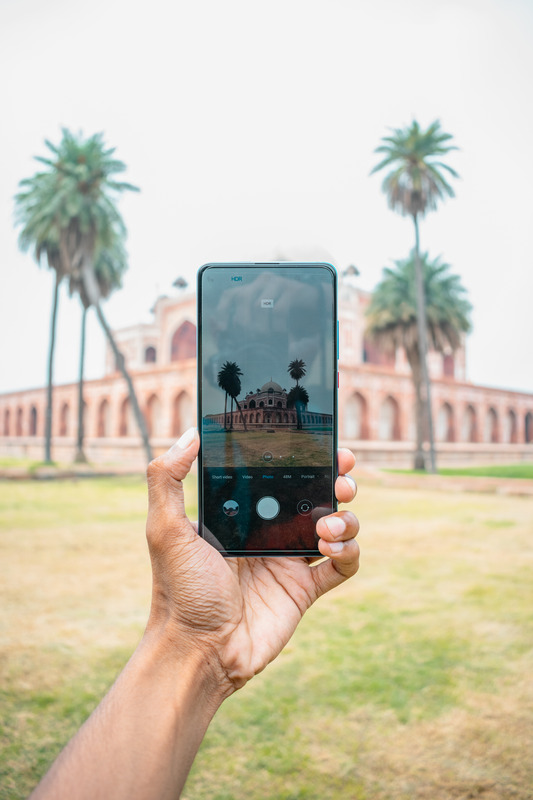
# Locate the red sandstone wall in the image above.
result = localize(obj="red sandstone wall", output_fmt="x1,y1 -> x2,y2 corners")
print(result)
1,285 -> 532,466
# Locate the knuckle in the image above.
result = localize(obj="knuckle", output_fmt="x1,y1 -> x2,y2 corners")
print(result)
146,511 -> 174,557
342,510 -> 359,530
146,456 -> 165,482
338,542 -> 360,576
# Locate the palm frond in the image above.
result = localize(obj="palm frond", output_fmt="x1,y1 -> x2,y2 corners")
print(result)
14,128 -> 138,306
371,119 -> 459,217
366,250 -> 472,362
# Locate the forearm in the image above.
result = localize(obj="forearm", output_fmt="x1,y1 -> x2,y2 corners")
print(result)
30,627 -> 226,800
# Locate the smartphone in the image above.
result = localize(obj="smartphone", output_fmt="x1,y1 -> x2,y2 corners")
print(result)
197,262 -> 338,556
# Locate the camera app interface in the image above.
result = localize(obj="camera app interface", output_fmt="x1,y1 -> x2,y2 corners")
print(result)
200,265 -> 336,553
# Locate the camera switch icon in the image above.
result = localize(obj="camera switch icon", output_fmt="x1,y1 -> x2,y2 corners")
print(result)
297,499 -> 313,516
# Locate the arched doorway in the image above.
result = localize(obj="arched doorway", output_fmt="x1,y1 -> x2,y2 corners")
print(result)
343,392 -> 369,439
442,353 -> 455,378
525,412 -> 533,444
97,399 -> 111,437
3,408 -> 10,436
172,392 -> 194,438
118,398 -> 133,436
29,406 -> 38,436
437,402 -> 455,442
170,321 -> 196,362
144,346 -> 157,364
16,407 -> 23,436
378,396 -> 401,441
461,405 -> 477,443
484,407 -> 499,443
503,409 -> 518,444
145,394 -> 162,437
59,402 -> 70,436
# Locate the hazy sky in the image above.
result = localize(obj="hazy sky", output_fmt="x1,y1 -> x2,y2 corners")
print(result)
1,0 -> 532,395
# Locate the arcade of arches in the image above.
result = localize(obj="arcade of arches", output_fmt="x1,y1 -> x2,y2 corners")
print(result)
1,291 -> 533,462
8,389 -> 196,441
340,392 -> 531,444
3,385 -> 532,448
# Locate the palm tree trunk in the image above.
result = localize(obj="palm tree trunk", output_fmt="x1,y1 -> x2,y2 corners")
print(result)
74,305 -> 88,463
94,302 -> 153,462
234,398 -> 248,431
44,273 -> 60,464
223,393 -> 228,430
413,214 -> 437,473
80,257 -> 153,463
408,349 -> 426,470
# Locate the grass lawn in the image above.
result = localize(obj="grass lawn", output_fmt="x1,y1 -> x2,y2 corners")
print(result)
438,463 -> 533,479
0,457 -> 44,470
1,474 -> 532,799
387,463 -> 533,480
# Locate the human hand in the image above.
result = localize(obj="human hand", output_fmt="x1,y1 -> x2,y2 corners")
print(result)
29,429 -> 358,800
145,429 -> 359,697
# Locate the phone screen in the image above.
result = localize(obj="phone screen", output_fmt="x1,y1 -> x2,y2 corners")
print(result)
197,263 -> 337,555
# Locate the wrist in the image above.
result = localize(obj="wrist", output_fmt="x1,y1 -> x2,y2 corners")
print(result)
140,615 -> 234,709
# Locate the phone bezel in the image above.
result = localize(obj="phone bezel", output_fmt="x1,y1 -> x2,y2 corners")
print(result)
197,262 -> 338,557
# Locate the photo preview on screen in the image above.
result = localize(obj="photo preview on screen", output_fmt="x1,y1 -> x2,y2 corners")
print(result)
197,263 -> 337,555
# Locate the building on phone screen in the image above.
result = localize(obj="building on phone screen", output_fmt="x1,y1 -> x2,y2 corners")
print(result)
204,380 -> 332,431
1,264 -> 532,467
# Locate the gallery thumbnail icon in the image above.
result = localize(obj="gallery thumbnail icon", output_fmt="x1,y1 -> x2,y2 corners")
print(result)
223,500 -> 239,517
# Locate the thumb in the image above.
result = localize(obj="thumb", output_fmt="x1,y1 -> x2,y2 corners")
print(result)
157,427 -> 200,482
146,427 -> 200,540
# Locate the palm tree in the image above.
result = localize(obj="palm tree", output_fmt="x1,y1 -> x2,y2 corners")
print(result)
287,385 -> 309,430
15,129 -> 153,463
75,303 -> 89,462
217,362 -> 247,431
70,239 -> 128,463
15,168 -> 68,463
227,369 -> 248,432
366,252 -> 471,470
288,359 -> 306,386
217,363 -> 232,430
371,119 -> 459,471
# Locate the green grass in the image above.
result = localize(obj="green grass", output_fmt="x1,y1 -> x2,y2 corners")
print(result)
438,463 -> 533,478
1,476 -> 532,799
387,463 -> 533,479
0,457 -> 44,470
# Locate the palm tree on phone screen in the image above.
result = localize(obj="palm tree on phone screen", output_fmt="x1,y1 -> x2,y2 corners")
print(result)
217,361 -> 247,430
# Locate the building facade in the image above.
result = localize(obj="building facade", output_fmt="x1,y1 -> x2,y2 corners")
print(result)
205,380 -> 333,431
1,271 -> 532,467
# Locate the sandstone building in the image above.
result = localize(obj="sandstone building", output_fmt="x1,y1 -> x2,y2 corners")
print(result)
1,270 -> 532,467
205,379 -> 333,431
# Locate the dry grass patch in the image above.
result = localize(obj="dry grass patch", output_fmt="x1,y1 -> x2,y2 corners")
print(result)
1,477 -> 532,800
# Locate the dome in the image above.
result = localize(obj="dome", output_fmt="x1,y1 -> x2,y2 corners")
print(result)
260,380 -> 283,393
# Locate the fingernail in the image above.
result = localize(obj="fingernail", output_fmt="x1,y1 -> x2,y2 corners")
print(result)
344,475 -> 356,493
325,516 -> 346,538
177,427 -> 197,449
328,541 -> 344,553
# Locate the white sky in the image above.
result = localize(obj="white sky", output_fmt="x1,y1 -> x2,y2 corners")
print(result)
1,0 -> 532,395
